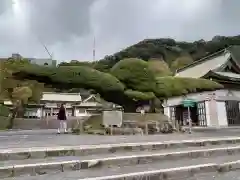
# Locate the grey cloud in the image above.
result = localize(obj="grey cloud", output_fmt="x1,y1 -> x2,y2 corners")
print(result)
25,0 -> 95,44
0,0 -> 240,61
0,0 -> 12,15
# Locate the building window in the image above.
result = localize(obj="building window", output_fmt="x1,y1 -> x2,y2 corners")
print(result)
225,101 -> 240,125
197,102 -> 207,126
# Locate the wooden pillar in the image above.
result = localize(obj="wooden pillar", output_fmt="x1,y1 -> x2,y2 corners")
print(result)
155,121 -> 159,133
110,125 -> 113,136
145,123 -> 148,135
50,108 -> 53,116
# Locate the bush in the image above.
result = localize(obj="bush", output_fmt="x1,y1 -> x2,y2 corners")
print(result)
14,65 -> 125,93
111,58 -> 157,92
171,56 -> 194,72
155,77 -> 223,98
148,59 -> 172,76
124,89 -> 156,101
0,105 -> 10,117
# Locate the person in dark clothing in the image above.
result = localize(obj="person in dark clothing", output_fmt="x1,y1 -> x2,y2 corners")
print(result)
57,104 -> 68,134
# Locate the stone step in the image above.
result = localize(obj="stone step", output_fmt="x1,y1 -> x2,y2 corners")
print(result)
1,137 -> 240,160
2,154 -> 240,180
177,171 -> 240,180
1,144 -> 240,178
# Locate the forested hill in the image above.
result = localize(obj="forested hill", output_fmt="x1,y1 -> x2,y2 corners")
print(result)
89,35 -> 240,72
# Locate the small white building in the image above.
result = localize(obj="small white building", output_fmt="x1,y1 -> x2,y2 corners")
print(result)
164,46 -> 240,127
3,92 -> 104,119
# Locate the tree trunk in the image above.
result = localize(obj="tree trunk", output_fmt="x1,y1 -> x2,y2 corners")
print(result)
7,100 -> 24,129
7,107 -> 17,129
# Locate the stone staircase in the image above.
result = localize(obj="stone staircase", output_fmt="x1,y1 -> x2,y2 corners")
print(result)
2,137 -> 240,179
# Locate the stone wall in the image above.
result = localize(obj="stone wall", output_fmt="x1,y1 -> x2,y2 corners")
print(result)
11,113 -> 170,130
123,113 -> 169,122
13,116 -> 91,130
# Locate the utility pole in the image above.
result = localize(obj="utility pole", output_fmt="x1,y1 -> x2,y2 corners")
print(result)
37,37 -> 53,60
93,36 -> 96,61
42,43 -> 53,60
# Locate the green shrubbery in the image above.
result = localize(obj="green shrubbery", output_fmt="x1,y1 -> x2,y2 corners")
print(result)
148,59 -> 172,76
9,58 -> 223,110
111,58 -> 156,92
15,65 -> 124,93
171,56 -> 193,72
155,77 -> 223,98
124,90 -> 156,101
0,105 -> 10,117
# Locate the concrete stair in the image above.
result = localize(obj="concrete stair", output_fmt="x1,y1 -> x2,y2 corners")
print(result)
2,137 -> 240,179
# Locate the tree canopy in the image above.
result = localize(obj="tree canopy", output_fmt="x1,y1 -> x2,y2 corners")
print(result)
171,56 -> 194,72
111,58 -> 156,92
148,59 -> 172,76
9,58 -> 223,111
154,77 -> 223,98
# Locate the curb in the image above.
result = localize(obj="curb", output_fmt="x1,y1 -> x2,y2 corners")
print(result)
0,146 -> 240,178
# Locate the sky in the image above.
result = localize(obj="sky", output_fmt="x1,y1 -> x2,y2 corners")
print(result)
0,0 -> 239,62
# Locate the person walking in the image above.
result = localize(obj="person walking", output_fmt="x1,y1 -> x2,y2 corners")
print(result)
57,103 -> 68,134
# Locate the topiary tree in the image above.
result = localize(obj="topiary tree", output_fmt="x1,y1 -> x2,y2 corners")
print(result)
154,77 -> 223,98
111,58 -> 160,111
171,56 -> 194,73
12,65 -> 125,106
11,61 -> 224,113
111,58 -> 157,92
148,59 -> 172,76
7,86 -> 32,129
124,90 -> 156,101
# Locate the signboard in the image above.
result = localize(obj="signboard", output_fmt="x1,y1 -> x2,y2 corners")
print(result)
182,98 -> 196,107
103,110 -> 123,127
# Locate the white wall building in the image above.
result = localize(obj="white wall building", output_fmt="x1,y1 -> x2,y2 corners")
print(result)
4,92 -> 104,119
164,46 -> 240,127
163,89 -> 240,127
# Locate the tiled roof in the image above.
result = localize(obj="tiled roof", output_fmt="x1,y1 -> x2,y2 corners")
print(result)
41,92 -> 82,102
203,71 -> 240,82
214,71 -> 240,79
175,51 -> 231,78
228,46 -> 240,65
175,46 -> 240,79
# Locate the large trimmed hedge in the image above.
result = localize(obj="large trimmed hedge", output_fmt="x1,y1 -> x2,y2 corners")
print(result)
14,65 -> 125,93
124,90 -> 156,101
155,76 -> 223,98
148,59 -> 172,76
171,56 -> 193,72
111,58 -> 156,92
9,61 -> 224,108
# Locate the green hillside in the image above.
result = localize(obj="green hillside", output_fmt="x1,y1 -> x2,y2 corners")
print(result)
59,35 -> 240,72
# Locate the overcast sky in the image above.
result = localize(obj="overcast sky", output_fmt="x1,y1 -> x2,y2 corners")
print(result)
0,0 -> 239,61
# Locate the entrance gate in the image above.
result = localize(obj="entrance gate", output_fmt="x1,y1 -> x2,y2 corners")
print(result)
225,101 -> 240,125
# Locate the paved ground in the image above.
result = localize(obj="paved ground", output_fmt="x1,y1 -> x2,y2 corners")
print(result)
0,128 -> 240,149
